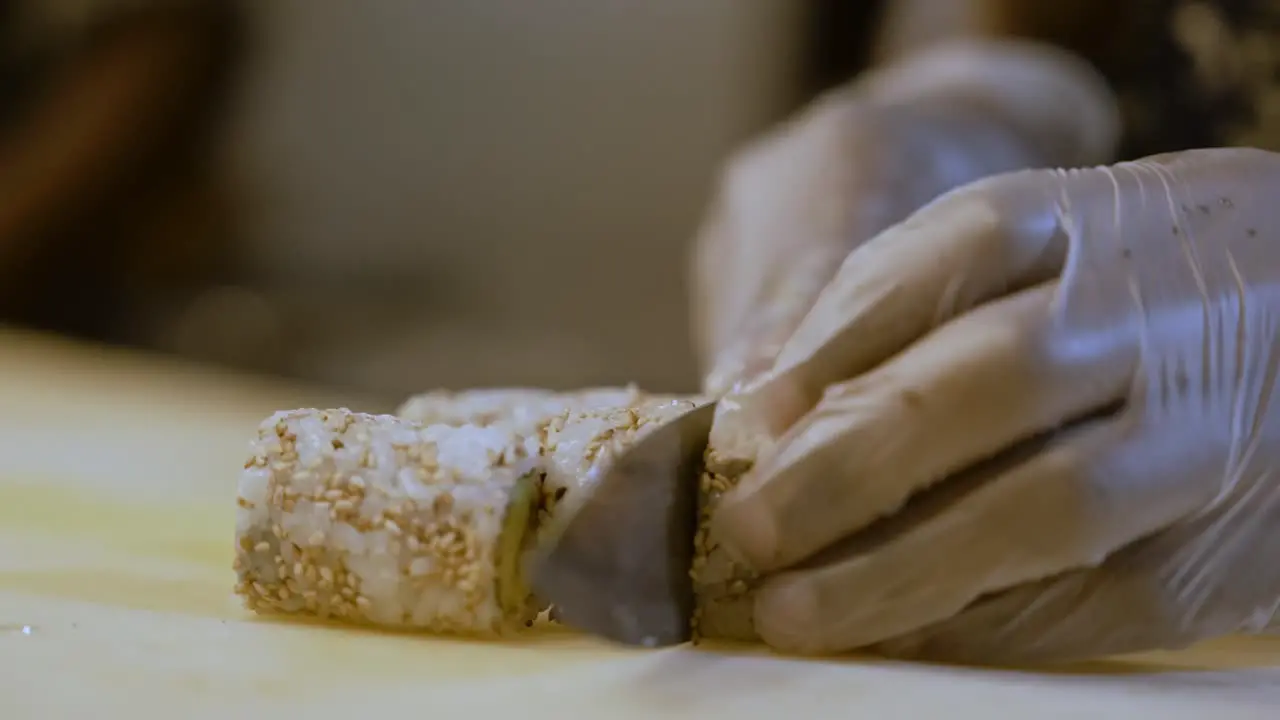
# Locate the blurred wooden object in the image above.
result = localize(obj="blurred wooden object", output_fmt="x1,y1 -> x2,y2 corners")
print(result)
0,1 -> 244,346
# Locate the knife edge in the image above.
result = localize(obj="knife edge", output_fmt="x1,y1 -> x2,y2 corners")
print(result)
527,401 -> 716,646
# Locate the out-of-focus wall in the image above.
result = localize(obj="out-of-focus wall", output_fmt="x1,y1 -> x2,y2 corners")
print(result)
225,0 -> 809,398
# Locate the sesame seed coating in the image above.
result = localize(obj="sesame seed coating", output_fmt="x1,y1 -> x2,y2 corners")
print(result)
234,409 -> 544,636
690,448 -> 759,642
535,395 -> 705,540
234,390 -> 738,640
394,387 -> 704,542
395,386 -> 653,434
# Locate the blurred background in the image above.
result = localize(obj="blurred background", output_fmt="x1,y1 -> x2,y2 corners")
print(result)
0,0 -> 1262,407
0,0 -> 878,407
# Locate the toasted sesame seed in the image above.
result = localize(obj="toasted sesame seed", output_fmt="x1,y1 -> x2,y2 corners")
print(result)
236,398 -> 708,638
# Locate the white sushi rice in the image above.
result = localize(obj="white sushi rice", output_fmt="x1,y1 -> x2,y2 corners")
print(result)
234,409 -> 543,635
234,391 -> 708,636
536,396 -> 704,536
395,386 -> 651,434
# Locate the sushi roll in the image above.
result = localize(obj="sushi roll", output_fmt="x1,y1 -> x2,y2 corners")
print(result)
394,386 -> 703,536
233,409 -> 545,635
233,392 -> 708,636
395,386 -> 652,433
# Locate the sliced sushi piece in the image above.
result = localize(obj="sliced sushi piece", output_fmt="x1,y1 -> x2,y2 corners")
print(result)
233,408 -> 544,635
691,447 -> 760,642
234,391 -> 720,638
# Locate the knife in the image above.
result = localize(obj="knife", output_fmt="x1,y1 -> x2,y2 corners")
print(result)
527,401 -> 716,647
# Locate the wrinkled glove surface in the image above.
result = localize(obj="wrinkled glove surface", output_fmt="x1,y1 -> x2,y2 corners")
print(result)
710,147 -> 1280,665
692,40 -> 1117,399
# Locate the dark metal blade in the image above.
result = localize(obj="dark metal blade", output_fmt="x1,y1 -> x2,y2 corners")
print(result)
528,401 -> 716,647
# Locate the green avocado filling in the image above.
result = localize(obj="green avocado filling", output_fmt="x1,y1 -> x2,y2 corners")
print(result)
496,470 -> 541,624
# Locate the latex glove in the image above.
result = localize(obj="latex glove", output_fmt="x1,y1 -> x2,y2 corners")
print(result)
691,40 -> 1118,398
710,147 -> 1280,665
689,39 -> 1117,641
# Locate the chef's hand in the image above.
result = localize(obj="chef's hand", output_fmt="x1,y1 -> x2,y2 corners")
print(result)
710,147 -> 1280,664
692,40 -> 1117,398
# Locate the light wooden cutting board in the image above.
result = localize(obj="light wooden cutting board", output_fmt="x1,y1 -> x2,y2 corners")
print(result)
1,329 -> 1278,719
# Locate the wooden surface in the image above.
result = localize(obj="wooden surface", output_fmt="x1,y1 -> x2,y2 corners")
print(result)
1,329 -> 1279,718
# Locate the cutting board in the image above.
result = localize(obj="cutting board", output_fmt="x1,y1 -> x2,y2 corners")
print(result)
1,330 -> 1279,719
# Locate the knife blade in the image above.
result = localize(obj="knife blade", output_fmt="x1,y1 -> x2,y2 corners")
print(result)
527,401 -> 716,647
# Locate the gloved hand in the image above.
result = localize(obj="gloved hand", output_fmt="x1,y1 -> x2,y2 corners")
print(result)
692,40 -> 1118,398
709,147 -> 1280,665
688,39 -> 1118,642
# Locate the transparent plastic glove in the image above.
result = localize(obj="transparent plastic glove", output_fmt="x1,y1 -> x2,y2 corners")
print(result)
710,148 -> 1280,664
692,39 -> 1117,399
